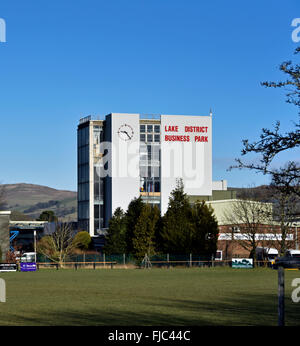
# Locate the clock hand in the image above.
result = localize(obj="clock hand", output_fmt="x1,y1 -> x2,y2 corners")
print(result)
121,130 -> 131,139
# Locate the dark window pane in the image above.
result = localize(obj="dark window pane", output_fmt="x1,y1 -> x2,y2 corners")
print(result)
94,219 -> 99,232
94,205 -> 100,218
154,180 -> 160,192
147,125 -> 153,132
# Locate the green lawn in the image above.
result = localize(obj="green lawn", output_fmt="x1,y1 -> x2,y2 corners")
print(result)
0,267 -> 300,326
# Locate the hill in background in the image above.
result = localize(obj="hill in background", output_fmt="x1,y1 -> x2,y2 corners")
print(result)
228,185 -> 275,202
2,183 -> 293,223
2,183 -> 77,221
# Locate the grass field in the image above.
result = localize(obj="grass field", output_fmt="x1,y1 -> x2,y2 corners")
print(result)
0,267 -> 300,326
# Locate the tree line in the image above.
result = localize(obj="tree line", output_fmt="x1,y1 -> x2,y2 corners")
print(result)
104,179 -> 219,261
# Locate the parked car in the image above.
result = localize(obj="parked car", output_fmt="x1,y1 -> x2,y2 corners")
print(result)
285,249 -> 300,258
273,254 -> 300,269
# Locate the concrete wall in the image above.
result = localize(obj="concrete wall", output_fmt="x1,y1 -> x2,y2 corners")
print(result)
212,180 -> 227,191
0,211 -> 11,261
160,114 -> 212,214
188,189 -> 236,203
206,199 -> 273,225
110,113 -> 140,216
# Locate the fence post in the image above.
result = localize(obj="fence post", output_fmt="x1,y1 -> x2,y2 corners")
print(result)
167,253 -> 170,269
93,262 -> 96,270
278,266 -> 285,326
103,253 -> 106,268
111,262 -> 114,269
123,253 -> 126,268
75,263 -> 78,271
189,253 -> 192,268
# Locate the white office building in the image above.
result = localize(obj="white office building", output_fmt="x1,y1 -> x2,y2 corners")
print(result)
77,112 -> 231,237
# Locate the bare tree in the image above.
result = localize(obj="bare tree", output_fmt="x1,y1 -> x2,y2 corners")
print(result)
223,197 -> 273,263
37,222 -> 75,265
231,47 -> 300,197
269,181 -> 300,255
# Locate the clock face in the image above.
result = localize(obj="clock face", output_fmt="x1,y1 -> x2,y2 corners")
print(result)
117,124 -> 134,141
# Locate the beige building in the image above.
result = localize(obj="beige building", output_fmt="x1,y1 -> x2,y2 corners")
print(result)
204,199 -> 299,260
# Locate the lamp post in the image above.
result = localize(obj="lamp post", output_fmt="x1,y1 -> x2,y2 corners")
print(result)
295,224 -> 298,250
292,222 -> 299,250
34,230 -> 37,263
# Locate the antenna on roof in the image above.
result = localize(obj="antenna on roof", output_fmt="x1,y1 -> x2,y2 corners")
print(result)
209,108 -> 213,117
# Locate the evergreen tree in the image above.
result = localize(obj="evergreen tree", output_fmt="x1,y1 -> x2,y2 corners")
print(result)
132,204 -> 160,261
154,210 -> 164,253
37,210 -> 58,222
160,179 -> 194,254
192,201 -> 219,259
125,196 -> 144,254
104,207 -> 127,254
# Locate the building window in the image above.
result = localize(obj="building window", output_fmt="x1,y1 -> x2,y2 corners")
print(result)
152,165 -> 160,178
140,125 -> 146,133
141,177 -> 160,192
154,125 -> 160,133
147,134 -> 153,142
154,134 -> 160,142
140,133 -> 146,142
147,125 -> 153,133
147,145 -> 152,159
154,179 -> 160,192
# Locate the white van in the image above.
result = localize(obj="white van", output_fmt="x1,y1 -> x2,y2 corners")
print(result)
20,252 -> 36,263
256,247 -> 278,262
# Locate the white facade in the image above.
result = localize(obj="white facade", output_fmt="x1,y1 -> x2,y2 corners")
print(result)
78,113 -> 218,236
160,114 -> 212,214
109,113 -> 141,217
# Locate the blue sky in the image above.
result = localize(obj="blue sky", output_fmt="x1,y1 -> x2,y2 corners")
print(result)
0,0 -> 299,191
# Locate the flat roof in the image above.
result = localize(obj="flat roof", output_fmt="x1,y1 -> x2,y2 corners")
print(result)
0,211 -> 11,215
9,221 -> 48,230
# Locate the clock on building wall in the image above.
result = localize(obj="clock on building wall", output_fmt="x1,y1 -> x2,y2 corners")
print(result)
117,124 -> 134,141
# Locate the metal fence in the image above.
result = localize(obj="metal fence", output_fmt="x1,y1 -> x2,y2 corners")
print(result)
36,253 -> 272,269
